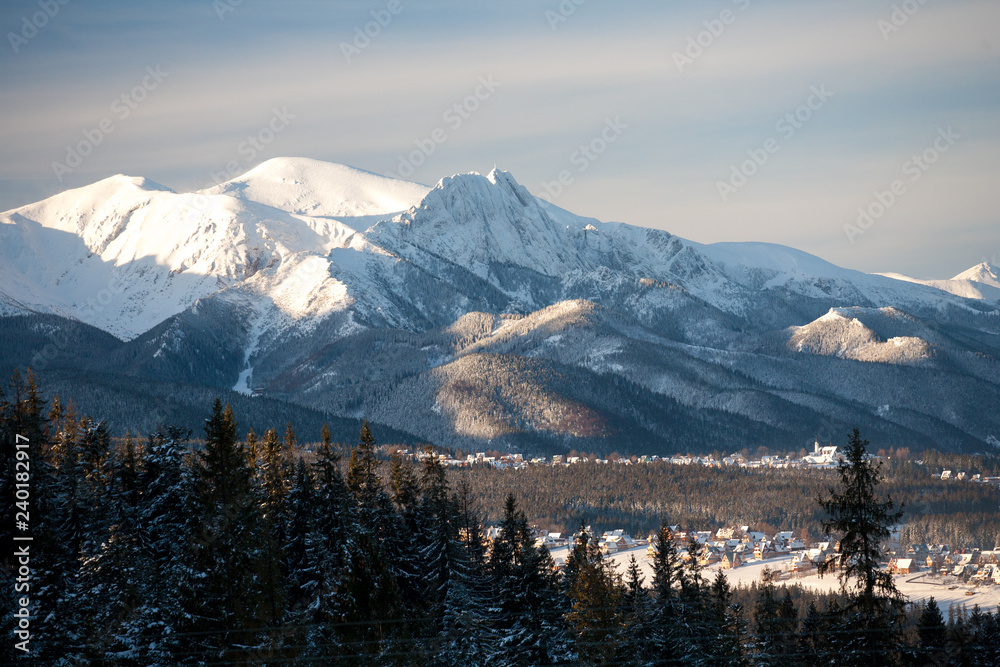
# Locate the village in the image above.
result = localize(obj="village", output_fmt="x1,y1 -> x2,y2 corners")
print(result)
392,442 -> 1000,484
504,523 -> 1000,613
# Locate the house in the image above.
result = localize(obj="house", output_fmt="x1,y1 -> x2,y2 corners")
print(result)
926,554 -> 946,572
721,550 -> 743,569
699,549 -> 721,567
953,563 -> 977,578
754,542 -> 777,561
891,558 -> 914,575
811,549 -> 838,570
743,531 -> 766,544
979,551 -> 1000,566
600,539 -> 622,555
803,442 -> 840,466
535,533 -> 567,549
791,555 -> 813,573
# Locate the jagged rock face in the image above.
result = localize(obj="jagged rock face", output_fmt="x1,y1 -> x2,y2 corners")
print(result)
2,158 -> 999,454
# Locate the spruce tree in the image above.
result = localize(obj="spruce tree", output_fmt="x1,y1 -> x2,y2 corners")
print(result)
649,523 -> 683,663
916,597 -> 947,662
678,534 -> 711,661
817,428 -> 905,665
619,554 -> 652,665
708,570 -> 746,665
298,423 -> 354,659
489,493 -> 568,666
436,476 -> 498,665
564,522 -> 623,665
341,421 -> 404,664
190,400 -> 278,662
389,452 -> 426,623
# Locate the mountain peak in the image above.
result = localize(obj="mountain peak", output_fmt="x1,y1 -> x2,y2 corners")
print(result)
202,157 -> 430,218
953,261 -> 1000,288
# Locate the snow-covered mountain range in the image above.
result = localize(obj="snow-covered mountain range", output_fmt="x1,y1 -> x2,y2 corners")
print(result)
2,157 -> 998,454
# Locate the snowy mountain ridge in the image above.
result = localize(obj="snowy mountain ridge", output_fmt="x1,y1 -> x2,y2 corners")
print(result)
2,158 -> 998,453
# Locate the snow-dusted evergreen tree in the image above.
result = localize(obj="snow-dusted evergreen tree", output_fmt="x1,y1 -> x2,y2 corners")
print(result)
817,428 -> 906,665
1,372 -> 58,662
388,450 -> 427,632
648,523 -> 683,663
113,426 -> 200,665
564,520 -> 623,665
489,493 -> 569,666
417,451 -> 455,635
707,570 -> 747,666
189,399 -> 279,663
40,407 -> 93,662
676,534 -> 712,664
798,600 -> 831,663
77,431 -> 146,663
254,425 -> 291,637
297,422 -> 354,659
277,457 -> 316,659
752,567 -> 796,665
962,605 -> 1000,665
433,475 -> 499,665
342,420 -> 406,665
619,554 -> 652,665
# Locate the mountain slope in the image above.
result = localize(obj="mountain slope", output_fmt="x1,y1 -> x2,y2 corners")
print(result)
2,159 -> 998,453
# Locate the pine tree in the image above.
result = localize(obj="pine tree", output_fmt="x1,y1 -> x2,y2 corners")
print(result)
124,426 -> 198,665
677,534 -> 712,661
489,493 -> 568,666
649,523 -> 683,662
1,372 -> 59,661
297,423 -> 353,659
341,421 -> 405,665
42,409 -> 94,661
256,426 -> 291,630
418,450 -> 456,623
916,597 -> 947,662
798,600 -> 829,663
619,554 -> 652,665
817,428 -> 905,665
190,400 -> 278,662
434,475 -> 498,665
707,570 -> 746,666
564,522 -> 623,665
388,452 -> 426,624
77,428 -> 148,663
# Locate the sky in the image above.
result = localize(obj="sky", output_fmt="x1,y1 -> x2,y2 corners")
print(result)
0,0 -> 998,278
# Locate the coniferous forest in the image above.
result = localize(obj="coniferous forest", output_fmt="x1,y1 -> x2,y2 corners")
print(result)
4,371 -> 1000,665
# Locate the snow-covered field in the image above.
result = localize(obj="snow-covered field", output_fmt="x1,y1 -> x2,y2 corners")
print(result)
549,545 -> 1000,613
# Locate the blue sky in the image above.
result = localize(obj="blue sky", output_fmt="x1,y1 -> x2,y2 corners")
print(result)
1,0 -> 997,277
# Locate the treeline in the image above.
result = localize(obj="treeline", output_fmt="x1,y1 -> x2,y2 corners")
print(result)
451,456 -> 1000,549
2,372 -> 1000,665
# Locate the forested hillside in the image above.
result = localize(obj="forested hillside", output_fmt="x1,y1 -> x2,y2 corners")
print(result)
452,458 -> 1000,550
4,372 -> 1000,664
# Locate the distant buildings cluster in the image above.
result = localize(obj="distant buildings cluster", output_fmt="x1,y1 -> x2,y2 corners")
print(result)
889,546 -> 1000,585
392,441 -> 850,471
390,445 -> 1000,489
933,469 -> 1000,486
482,520 -> 1000,590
